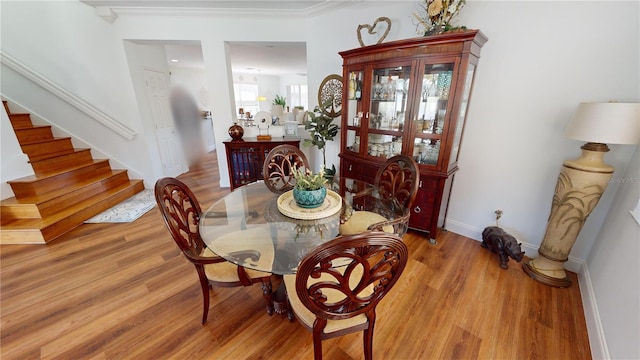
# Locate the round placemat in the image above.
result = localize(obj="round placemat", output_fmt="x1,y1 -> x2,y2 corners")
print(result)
277,190 -> 342,220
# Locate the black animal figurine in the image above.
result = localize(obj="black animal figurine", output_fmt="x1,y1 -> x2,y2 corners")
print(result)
481,226 -> 524,269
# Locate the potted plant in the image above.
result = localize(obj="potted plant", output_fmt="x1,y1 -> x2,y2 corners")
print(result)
291,165 -> 327,208
273,94 -> 286,108
303,102 -> 340,178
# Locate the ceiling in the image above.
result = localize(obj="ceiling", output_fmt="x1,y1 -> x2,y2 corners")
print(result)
162,41 -> 306,76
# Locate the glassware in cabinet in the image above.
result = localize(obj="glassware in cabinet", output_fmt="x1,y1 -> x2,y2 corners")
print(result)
345,128 -> 361,154
368,65 -> 411,132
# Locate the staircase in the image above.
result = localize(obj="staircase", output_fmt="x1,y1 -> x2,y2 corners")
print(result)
0,101 -> 144,244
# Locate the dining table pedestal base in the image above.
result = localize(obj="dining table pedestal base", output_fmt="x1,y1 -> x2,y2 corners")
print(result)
272,278 -> 294,321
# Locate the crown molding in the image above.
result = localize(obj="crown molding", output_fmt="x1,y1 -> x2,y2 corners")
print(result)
82,1 -> 361,22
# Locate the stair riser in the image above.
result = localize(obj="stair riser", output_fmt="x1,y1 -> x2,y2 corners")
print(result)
38,171 -> 132,218
40,181 -> 145,242
9,161 -> 113,197
22,138 -> 74,159
0,204 -> 40,221
0,171 -> 132,220
31,150 -> 93,175
0,230 -> 46,244
14,127 -> 54,144
9,114 -> 33,129
3,101 -> 10,115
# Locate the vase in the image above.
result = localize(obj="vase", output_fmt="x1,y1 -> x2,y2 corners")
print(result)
228,124 -> 244,141
292,187 -> 327,209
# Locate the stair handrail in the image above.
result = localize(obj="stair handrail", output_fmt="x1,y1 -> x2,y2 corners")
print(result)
0,50 -> 137,140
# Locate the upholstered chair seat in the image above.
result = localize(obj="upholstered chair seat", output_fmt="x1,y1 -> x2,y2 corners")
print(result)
338,211 -> 394,235
284,232 -> 408,360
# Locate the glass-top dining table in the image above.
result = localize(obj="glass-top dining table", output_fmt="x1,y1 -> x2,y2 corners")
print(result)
199,177 -> 408,276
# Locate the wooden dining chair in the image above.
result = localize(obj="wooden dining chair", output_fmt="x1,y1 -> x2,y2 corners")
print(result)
154,177 -> 274,324
283,231 -> 408,360
375,154 -> 420,209
340,155 -> 418,236
263,144 -> 309,194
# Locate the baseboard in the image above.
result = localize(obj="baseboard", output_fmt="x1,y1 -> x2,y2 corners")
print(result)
444,219 -> 584,272
579,266 -> 610,359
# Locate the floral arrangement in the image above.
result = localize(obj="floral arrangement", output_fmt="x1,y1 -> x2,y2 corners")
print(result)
292,165 -> 327,191
413,0 -> 466,36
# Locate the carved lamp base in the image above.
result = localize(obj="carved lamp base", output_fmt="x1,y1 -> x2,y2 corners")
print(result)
524,143 -> 614,288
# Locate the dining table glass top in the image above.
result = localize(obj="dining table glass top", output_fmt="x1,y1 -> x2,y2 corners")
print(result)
199,177 -> 408,275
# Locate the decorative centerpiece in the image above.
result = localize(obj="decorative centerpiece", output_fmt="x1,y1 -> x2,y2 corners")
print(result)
413,0 -> 466,36
292,166 -> 327,209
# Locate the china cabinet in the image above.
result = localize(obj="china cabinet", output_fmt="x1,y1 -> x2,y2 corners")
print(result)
339,30 -> 487,243
224,138 -> 300,190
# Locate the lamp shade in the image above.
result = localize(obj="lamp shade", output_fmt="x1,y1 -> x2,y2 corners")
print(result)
564,102 -> 640,144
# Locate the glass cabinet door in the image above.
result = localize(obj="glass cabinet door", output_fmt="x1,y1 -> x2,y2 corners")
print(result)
449,64 -> 475,167
344,69 -> 364,155
412,62 -> 455,166
366,64 -> 411,159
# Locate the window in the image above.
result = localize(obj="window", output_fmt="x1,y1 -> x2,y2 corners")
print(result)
233,83 -> 259,115
287,84 -> 308,110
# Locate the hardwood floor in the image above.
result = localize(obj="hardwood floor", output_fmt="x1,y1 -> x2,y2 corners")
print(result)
0,151 -> 591,359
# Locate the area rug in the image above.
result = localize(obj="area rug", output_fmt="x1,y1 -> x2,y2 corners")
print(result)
84,189 -> 155,223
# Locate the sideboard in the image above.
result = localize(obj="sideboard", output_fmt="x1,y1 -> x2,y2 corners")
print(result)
224,137 -> 301,191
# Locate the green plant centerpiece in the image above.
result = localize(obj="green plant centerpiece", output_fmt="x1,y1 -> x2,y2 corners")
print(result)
292,165 -> 328,209
273,94 -> 286,108
303,102 -> 340,179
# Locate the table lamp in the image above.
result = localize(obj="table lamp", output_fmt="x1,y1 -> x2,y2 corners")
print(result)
523,102 -> 640,287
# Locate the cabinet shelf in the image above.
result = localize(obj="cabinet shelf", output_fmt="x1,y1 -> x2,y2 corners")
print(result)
367,128 -> 403,136
339,31 -> 487,242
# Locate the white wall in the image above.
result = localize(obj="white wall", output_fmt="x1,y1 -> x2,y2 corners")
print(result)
0,101 -> 33,199
1,1 -> 158,188
1,0 -> 639,357
1,0 -> 637,256
168,66 -> 216,151
582,146 -> 640,360
168,65 -> 210,112
1,0 -> 637,253
449,1 -> 639,266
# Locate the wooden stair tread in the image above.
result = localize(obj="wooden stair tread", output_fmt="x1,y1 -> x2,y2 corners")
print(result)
28,148 -> 80,163
14,124 -> 51,130
8,159 -> 111,183
19,136 -> 72,146
1,169 -> 129,206
1,180 -> 145,231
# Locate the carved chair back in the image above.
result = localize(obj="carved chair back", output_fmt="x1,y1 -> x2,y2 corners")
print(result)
374,154 -> 419,209
294,231 -> 408,359
155,177 -> 205,258
263,144 -> 309,194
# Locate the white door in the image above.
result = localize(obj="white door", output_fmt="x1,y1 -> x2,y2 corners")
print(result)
144,68 -> 187,177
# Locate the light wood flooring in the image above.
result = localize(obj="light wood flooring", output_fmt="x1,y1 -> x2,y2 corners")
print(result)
0,151 -> 591,359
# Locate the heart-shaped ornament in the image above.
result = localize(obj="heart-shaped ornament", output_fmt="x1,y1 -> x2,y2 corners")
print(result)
357,17 -> 392,47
